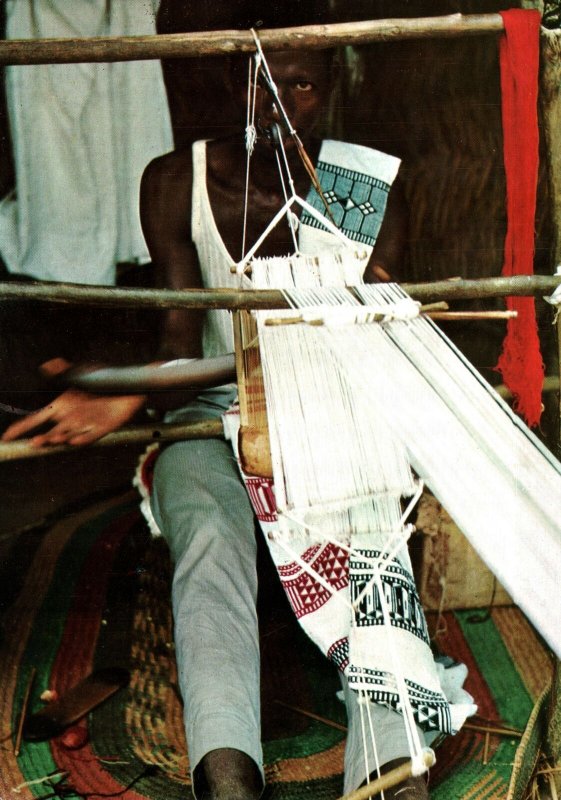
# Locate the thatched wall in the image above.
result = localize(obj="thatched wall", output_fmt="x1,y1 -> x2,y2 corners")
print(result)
336,1 -> 553,381
336,5 -> 511,373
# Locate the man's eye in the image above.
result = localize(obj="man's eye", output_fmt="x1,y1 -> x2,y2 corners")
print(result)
295,81 -> 314,92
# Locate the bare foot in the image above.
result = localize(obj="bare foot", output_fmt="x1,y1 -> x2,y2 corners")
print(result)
196,748 -> 263,800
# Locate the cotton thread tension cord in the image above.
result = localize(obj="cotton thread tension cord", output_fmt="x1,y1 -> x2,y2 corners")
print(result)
236,38 -> 356,276
242,55 -> 260,260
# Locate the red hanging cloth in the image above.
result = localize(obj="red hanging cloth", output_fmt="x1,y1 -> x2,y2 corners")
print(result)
496,9 -> 544,427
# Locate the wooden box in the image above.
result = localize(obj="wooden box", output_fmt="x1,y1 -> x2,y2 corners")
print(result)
415,491 -> 512,611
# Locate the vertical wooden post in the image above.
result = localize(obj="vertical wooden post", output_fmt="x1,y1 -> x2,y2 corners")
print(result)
539,26 -> 561,791
548,662 -> 561,790
540,28 -> 561,447
540,29 -> 561,265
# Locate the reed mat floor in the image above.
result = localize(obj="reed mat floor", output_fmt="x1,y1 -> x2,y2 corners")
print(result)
0,491 -> 553,799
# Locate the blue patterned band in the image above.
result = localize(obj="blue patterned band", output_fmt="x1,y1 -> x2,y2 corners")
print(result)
302,160 -> 391,246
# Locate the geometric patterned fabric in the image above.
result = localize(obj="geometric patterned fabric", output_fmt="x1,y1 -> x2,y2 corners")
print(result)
302,160 -> 391,246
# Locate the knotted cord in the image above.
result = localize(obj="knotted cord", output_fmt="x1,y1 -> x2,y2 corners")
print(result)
250,29 -> 335,222
242,53 -> 261,260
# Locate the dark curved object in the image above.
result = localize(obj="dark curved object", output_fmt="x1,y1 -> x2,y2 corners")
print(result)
64,354 -> 237,394
23,667 -> 130,742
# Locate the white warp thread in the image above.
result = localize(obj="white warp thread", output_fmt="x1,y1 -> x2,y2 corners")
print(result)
286,280 -> 561,659
249,253 -> 462,777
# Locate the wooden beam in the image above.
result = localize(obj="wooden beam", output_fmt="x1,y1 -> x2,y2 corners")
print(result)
65,355 -> 236,393
0,281 -> 288,310
404,275 -> 561,303
0,275 -> 559,310
1,374 -> 558,462
495,374 -> 560,400
539,30 -> 561,459
0,419 -> 224,462
0,14 -> 505,66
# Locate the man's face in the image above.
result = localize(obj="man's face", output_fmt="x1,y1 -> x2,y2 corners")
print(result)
236,50 -> 333,149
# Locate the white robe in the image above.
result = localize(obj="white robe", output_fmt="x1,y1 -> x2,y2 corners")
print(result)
0,0 -> 173,285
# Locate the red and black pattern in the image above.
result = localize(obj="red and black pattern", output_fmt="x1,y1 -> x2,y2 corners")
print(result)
278,542 -> 348,619
243,476 -> 277,523
327,637 -> 350,673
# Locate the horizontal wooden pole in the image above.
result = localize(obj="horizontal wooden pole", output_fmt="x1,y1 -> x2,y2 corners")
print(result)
427,310 -> 517,320
69,318 -> 520,392
337,750 -> 435,800
263,309 -> 517,326
0,15 -> 505,66
0,281 -> 288,310
0,275 -> 560,310
404,275 -> 561,303
1,376 -> 558,461
0,418 -> 224,462
495,374 -> 560,400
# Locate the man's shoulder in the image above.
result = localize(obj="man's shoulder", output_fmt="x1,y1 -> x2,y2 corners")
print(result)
140,145 -> 199,233
206,137 -> 245,187
143,146 -> 195,190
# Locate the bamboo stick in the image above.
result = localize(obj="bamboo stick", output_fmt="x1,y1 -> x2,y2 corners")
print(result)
274,699 -> 348,732
263,309 -> 518,326
14,667 -> 36,757
463,721 -> 523,738
0,15 -> 505,66
0,419 -> 224,462
427,310 -> 517,320
0,275 -> 560,310
336,750 -> 435,800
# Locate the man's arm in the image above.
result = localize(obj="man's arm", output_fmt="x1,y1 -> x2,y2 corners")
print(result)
138,150 -> 213,410
140,150 -> 204,361
1,358 -> 147,446
364,178 -> 408,283
2,150 -> 204,446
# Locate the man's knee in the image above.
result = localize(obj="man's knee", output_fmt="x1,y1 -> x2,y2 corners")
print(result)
150,438 -> 256,559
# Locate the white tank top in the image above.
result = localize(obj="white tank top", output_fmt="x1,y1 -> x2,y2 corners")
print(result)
191,140 -> 239,358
